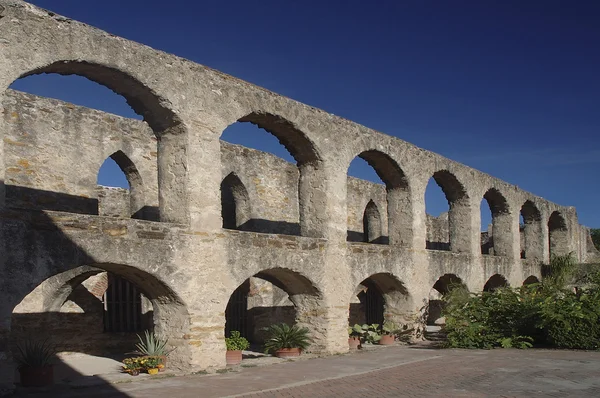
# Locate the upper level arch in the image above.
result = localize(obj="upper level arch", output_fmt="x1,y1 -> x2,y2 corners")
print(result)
426,169 -> 471,253
346,149 -> 412,246
520,200 -> 543,260
221,172 -> 251,230
548,210 -> 569,257
480,187 -> 512,257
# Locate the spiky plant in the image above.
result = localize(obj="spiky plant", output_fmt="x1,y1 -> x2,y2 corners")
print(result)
135,330 -> 170,356
262,323 -> 312,354
15,338 -> 56,369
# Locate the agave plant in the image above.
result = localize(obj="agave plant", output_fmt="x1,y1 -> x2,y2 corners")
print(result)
262,323 -> 312,353
135,330 -> 170,356
15,338 -> 56,369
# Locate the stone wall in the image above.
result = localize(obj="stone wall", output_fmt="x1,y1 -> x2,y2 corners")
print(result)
0,1 -> 596,390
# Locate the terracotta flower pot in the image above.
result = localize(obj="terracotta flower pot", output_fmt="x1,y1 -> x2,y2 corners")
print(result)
379,335 -> 395,345
348,337 -> 361,349
275,348 -> 301,358
130,369 -> 140,376
19,365 -> 54,387
226,350 -> 243,365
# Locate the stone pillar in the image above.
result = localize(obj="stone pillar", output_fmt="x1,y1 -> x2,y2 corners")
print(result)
387,187 -> 414,246
186,126 -> 223,232
298,163 -> 332,239
181,308 -> 225,370
449,199 -> 478,255
157,129 -> 190,224
524,220 -> 544,260
292,294 -> 347,354
492,212 -> 518,258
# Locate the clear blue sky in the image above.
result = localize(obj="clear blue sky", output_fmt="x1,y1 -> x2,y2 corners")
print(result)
9,0 -> 600,229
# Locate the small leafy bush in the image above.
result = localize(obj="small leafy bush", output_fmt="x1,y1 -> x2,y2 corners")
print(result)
135,330 -> 170,356
225,331 -> 250,351
15,338 -> 56,369
262,323 -> 312,354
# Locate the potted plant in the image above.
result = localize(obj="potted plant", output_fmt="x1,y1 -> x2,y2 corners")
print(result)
141,356 -> 162,375
122,358 -> 142,376
361,324 -> 382,345
15,338 -> 56,387
348,324 -> 363,349
263,323 -> 312,358
380,321 -> 398,345
135,330 -> 171,369
225,331 -> 249,365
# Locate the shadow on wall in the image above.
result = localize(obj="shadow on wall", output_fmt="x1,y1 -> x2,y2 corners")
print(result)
426,241 -> 450,251
7,185 -> 159,221
237,219 -> 301,236
346,231 -> 389,244
2,187 -> 188,392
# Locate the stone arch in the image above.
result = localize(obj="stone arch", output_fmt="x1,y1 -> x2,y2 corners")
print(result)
221,112 -> 324,237
523,275 -> 540,285
348,150 -> 412,246
428,170 -> 470,253
225,267 -> 325,349
548,211 -> 569,257
349,273 -> 412,329
520,200 -> 543,260
11,262 -> 191,369
483,274 -> 509,292
98,150 -> 152,220
221,172 -> 251,230
363,200 -> 383,243
427,274 -> 467,325
481,188 -> 512,256
3,60 -> 187,223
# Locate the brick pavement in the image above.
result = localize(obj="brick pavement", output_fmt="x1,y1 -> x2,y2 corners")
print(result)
16,345 -> 600,397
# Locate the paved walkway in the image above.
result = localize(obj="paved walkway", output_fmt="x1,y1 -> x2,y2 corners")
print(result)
16,345 -> 600,397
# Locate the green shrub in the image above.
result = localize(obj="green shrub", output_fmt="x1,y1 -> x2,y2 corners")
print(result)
225,331 -> 250,351
15,338 -> 56,369
442,267 -> 600,350
262,323 -> 312,354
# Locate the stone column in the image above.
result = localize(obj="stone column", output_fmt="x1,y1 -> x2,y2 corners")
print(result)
524,220 -> 544,261
492,212 -> 518,258
387,187 -> 414,246
157,128 -> 190,224
449,198 -> 478,255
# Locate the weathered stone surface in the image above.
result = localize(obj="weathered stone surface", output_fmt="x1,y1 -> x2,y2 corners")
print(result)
0,0 -> 598,392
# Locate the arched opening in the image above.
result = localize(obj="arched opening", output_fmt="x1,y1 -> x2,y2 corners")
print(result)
425,177 -> 450,250
97,151 -> 156,221
362,200 -> 383,243
548,211 -> 569,257
480,188 -> 511,256
10,263 -> 189,378
220,113 -> 322,237
483,274 -> 509,292
5,61 -> 186,223
520,201 -> 543,260
427,274 -> 467,326
224,268 -> 321,351
523,275 -> 540,285
347,151 -> 410,245
220,172 -> 251,230
349,273 -> 413,332
426,170 -> 469,252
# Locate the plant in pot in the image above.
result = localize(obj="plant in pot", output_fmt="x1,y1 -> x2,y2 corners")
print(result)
135,330 -> 171,370
141,356 -> 162,375
361,324 -> 382,345
380,321 -> 398,345
122,357 -> 142,376
225,331 -> 249,365
348,324 -> 364,349
15,338 -> 56,387
263,323 -> 312,358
